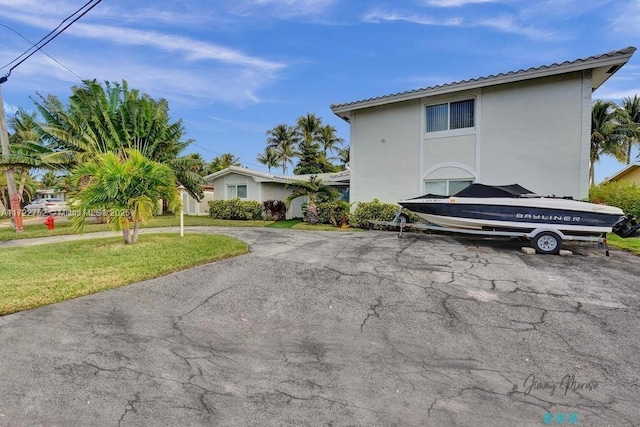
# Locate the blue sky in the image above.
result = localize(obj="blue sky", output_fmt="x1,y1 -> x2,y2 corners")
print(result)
0,0 -> 638,183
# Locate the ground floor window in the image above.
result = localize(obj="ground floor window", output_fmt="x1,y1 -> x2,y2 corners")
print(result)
226,184 -> 247,199
424,179 -> 473,196
336,186 -> 350,202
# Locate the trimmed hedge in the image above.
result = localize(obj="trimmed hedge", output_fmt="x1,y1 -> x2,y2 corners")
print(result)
589,180 -> 640,218
349,199 -> 422,229
208,199 -> 263,220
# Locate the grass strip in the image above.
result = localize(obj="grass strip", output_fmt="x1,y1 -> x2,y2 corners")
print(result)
606,234 -> 640,255
0,233 -> 248,316
0,215 -> 274,241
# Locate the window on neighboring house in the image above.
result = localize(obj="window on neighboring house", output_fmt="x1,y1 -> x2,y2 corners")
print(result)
226,184 -> 247,199
426,99 -> 475,133
424,179 -> 473,196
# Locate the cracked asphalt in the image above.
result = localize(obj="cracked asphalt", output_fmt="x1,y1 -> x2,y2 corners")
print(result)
0,227 -> 639,426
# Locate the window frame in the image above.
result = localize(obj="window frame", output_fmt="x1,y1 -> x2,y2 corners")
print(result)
425,98 -> 476,136
226,184 -> 248,200
424,179 -> 474,196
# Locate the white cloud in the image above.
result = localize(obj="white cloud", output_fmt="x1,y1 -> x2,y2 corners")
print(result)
475,15 -> 562,41
611,0 -> 640,35
231,0 -> 337,18
424,0 -> 499,7
2,102 -> 19,115
362,9 -> 463,26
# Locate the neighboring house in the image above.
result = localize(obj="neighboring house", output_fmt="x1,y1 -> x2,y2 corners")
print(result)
204,166 -> 350,219
330,47 -> 636,205
605,162 -> 640,185
181,185 -> 214,216
34,189 -> 67,200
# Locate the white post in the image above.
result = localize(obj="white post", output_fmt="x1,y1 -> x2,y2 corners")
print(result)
179,185 -> 185,237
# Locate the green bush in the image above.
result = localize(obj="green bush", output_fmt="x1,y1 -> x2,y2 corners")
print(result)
263,200 -> 287,221
349,199 -> 422,229
208,199 -> 263,220
589,181 -> 640,218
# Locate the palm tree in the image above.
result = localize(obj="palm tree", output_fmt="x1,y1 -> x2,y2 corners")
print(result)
207,153 -> 241,174
256,147 -> 279,172
285,175 -> 338,224
296,113 -> 323,146
621,95 -> 640,164
71,149 -> 180,244
337,145 -> 350,167
31,79 -> 204,199
590,100 -> 626,185
266,124 -> 298,174
40,171 -> 58,188
318,124 -> 343,157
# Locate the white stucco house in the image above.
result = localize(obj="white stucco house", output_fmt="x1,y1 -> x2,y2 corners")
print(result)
180,185 -> 214,215
204,166 -> 350,219
330,47 -> 636,205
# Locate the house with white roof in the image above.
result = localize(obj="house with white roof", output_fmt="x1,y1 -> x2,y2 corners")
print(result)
204,166 -> 350,219
331,47 -> 636,205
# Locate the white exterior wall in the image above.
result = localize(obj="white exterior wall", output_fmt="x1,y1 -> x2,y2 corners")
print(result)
261,183 -> 304,219
183,189 -> 214,216
350,100 -> 422,204
210,173 -> 261,201
480,72 -> 589,199
348,72 -> 591,204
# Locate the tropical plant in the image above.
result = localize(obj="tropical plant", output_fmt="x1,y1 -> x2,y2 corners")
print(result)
40,171 -> 58,188
293,139 -> 337,175
590,100 -> 626,185
263,199 -> 287,220
285,176 -> 337,224
256,147 -> 279,172
296,113 -> 323,146
318,124 -> 343,157
337,145 -> 350,167
31,79 -> 204,199
206,153 -> 241,174
183,153 -> 207,176
590,180 -> 640,219
70,149 -> 180,244
620,95 -> 640,164
266,124 -> 298,174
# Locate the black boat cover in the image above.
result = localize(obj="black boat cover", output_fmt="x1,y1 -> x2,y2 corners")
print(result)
411,183 -> 534,199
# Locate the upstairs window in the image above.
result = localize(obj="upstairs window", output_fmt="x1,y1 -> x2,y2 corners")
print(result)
426,99 -> 475,133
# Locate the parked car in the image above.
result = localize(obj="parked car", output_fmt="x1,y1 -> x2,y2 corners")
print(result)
23,198 -> 69,215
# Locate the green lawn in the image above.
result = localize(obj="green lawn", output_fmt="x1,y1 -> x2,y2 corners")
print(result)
0,215 -> 274,241
606,234 -> 640,255
265,219 -> 303,228
0,233 -> 248,316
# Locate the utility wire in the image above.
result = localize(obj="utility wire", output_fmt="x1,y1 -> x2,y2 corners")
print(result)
0,23 -> 83,81
1,0 -> 102,76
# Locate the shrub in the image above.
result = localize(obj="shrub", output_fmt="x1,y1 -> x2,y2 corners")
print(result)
349,199 -> 422,229
589,180 -> 640,218
208,199 -> 263,220
263,200 -> 287,221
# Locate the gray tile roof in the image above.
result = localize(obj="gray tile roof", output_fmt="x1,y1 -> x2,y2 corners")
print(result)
331,46 -> 636,113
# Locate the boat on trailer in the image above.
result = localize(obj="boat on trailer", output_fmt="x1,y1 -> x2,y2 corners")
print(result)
393,184 -> 634,255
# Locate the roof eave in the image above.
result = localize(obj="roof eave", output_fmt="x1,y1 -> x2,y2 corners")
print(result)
331,47 -> 636,115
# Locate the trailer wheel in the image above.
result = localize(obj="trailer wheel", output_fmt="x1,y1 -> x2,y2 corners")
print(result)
532,232 -> 562,255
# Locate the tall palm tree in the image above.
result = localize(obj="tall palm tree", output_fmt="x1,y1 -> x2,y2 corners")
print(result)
590,100 -> 626,185
266,123 -> 298,174
256,147 -> 279,172
621,95 -> 640,164
318,124 -> 343,157
31,79 -> 204,199
71,149 -> 180,244
296,113 -> 323,146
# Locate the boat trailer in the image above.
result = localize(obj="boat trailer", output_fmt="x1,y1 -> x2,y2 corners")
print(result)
370,208 -> 611,256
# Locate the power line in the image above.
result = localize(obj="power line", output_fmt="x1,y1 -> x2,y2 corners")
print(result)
189,140 -> 268,170
0,23 -> 83,81
1,0 -> 102,78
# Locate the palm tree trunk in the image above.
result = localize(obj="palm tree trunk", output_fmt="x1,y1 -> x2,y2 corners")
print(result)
627,142 -> 632,165
132,220 -> 140,244
18,169 -> 27,202
122,228 -> 131,244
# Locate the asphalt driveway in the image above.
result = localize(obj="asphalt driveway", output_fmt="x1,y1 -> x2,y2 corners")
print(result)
0,227 -> 639,426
